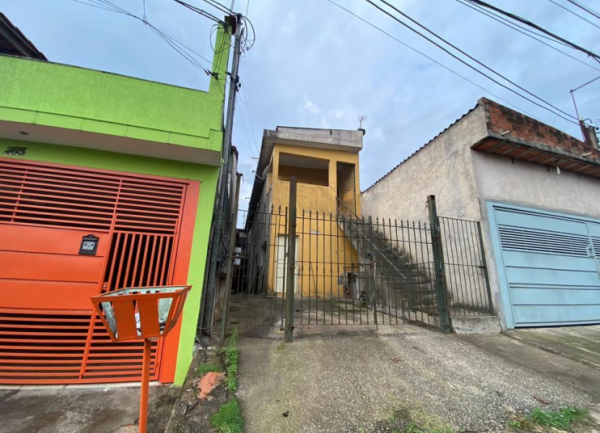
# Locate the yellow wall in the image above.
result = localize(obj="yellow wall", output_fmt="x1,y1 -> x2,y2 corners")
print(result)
265,144 -> 361,298
278,165 -> 329,186
272,144 -> 361,214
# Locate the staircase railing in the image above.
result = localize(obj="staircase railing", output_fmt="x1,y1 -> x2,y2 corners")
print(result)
335,196 -> 407,281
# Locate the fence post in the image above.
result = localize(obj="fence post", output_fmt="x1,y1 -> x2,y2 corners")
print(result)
368,216 -> 378,325
285,177 -> 297,343
426,195 -> 451,333
476,221 -> 495,315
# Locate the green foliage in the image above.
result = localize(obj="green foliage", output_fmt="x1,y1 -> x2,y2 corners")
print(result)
221,328 -> 239,392
510,407 -> 589,431
529,407 -> 588,430
196,363 -> 221,376
211,399 -> 243,433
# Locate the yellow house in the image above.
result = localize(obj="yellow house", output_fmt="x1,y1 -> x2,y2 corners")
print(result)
245,127 -> 364,300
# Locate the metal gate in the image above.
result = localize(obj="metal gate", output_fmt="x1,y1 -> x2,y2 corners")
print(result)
488,203 -> 600,328
0,158 -> 192,384
215,194 -> 493,337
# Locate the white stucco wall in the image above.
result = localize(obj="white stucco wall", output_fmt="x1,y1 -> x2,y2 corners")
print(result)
472,151 -> 600,218
361,106 -> 488,222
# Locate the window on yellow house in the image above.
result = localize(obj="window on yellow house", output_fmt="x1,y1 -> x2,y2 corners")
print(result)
278,153 -> 329,186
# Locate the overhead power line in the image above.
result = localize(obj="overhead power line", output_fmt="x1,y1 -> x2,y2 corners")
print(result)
73,0 -> 231,82
324,0 -> 540,118
172,0 -> 226,24
203,0 -> 234,15
237,108 -> 257,159
460,0 -> 572,49
362,0 -> 579,125
454,0 -> 600,72
572,74 -> 600,93
468,0 -> 600,63
547,0 -> 600,30
564,0 -> 600,21
175,0 -> 255,52
375,0 -> 578,122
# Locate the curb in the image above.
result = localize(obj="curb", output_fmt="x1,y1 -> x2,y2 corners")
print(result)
503,331 -> 600,372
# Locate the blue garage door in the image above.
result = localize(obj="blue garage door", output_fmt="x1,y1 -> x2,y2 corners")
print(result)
490,204 -> 600,328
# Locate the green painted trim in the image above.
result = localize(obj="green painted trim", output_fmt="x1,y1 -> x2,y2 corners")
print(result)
0,139 -> 218,385
1,105 -> 220,150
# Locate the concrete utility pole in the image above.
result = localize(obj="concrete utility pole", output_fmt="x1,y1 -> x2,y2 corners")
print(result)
220,173 -> 242,345
200,14 -> 244,337
222,14 -> 243,169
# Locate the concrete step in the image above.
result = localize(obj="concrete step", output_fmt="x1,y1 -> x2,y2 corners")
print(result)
450,315 -> 501,335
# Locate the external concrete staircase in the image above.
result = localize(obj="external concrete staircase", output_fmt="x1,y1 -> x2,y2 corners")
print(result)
337,212 -> 441,325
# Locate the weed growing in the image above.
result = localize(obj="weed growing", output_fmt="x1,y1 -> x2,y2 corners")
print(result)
196,363 -> 222,376
221,328 -> 239,392
211,398 -> 243,433
510,407 -> 589,431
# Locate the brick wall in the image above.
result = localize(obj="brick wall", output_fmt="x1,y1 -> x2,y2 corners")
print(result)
480,97 -> 600,162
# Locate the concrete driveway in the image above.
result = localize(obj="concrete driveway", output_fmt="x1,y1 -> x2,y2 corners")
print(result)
0,383 -> 179,433
237,325 -> 600,433
505,325 -> 600,370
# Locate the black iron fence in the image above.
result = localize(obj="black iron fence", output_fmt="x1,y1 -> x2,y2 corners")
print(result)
211,195 -> 494,339
214,208 -> 444,334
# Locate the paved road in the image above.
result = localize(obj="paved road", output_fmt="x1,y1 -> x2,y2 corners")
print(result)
237,325 -> 600,433
0,383 -> 179,433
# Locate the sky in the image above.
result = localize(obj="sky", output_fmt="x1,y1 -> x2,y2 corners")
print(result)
2,0 -> 599,209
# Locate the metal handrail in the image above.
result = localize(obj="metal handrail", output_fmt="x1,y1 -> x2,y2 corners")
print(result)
334,196 -> 407,281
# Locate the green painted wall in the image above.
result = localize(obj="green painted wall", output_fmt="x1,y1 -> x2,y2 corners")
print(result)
0,27 -> 230,152
0,139 -> 218,385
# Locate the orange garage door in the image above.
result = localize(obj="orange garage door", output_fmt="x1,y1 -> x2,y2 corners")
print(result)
0,158 -> 197,384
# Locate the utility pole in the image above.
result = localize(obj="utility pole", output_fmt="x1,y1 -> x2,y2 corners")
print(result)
222,14 -> 243,170
200,13 -> 244,337
220,173 -> 242,345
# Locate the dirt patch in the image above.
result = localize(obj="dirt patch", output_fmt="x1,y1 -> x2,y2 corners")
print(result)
165,348 -> 230,433
198,372 -> 226,399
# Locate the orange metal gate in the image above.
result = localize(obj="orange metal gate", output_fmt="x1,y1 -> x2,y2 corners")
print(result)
0,158 -> 197,384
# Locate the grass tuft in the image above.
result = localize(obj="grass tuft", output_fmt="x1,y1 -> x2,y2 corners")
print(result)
220,328 -> 239,392
510,407 -> 589,431
196,363 -> 222,376
211,398 -> 243,433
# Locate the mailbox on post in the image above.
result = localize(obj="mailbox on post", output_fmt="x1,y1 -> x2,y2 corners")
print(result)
91,285 -> 191,433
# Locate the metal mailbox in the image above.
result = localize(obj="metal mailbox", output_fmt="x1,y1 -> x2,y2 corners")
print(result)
90,285 -> 191,433
91,285 -> 191,342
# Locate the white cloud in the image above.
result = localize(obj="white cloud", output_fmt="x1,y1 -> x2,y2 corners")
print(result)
302,98 -> 321,115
